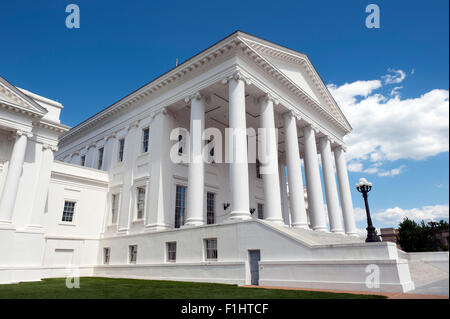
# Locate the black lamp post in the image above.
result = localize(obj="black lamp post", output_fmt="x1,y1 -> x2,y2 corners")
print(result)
356,178 -> 381,243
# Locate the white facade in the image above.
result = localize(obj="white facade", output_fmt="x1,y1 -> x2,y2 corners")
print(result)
0,32 -> 423,293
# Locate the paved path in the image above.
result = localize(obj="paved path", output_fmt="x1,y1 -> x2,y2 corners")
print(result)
243,285 -> 448,299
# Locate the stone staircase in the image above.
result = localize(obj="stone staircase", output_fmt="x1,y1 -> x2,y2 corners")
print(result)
259,220 -> 364,246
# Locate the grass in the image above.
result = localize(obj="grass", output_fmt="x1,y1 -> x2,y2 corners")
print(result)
0,277 -> 386,299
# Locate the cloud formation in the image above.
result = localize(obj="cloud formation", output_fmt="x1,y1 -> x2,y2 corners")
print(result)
328,69 -> 449,176
372,204 -> 449,225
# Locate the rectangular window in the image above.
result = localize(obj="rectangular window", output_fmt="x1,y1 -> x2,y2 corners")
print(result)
136,187 -> 146,220
205,238 -> 218,260
166,242 -> 176,262
142,127 -> 149,153
257,203 -> 264,219
174,185 -> 187,228
111,194 -> 119,224
103,248 -> 110,264
129,245 -> 137,264
81,155 -> 86,166
97,147 -> 104,169
207,192 -> 215,225
118,139 -> 125,162
256,160 -> 262,179
61,201 -> 76,222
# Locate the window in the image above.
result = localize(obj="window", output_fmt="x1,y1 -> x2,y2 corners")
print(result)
205,238 -> 218,260
142,127 -> 149,153
103,248 -> 110,264
136,187 -> 146,220
257,203 -> 264,219
207,192 -> 215,225
174,185 -> 187,228
166,242 -> 176,262
97,147 -> 104,169
111,194 -> 119,224
256,160 -> 262,179
129,245 -> 137,264
81,155 -> 86,166
118,139 -> 125,162
61,201 -> 76,222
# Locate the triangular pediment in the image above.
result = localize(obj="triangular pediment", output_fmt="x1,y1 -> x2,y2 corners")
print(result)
0,76 -> 47,115
238,34 -> 351,131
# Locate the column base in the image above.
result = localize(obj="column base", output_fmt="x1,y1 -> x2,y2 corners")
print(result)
313,226 -> 328,232
228,211 -> 252,221
330,229 -> 345,235
144,223 -> 173,232
184,219 -> 205,227
291,223 -> 310,229
264,218 -> 285,225
346,232 -> 360,237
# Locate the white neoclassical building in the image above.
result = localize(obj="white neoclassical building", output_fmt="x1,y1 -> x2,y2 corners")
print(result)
0,31 -> 419,292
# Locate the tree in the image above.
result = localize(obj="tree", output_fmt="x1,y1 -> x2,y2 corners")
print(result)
397,218 -> 449,252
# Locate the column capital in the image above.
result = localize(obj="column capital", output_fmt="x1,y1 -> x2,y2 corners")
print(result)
16,129 -> 33,139
333,143 -> 347,152
303,123 -> 320,134
282,109 -> 296,120
42,143 -> 58,152
184,92 -> 211,104
319,135 -> 335,144
105,132 -> 117,142
221,70 -> 252,86
255,93 -> 279,106
127,120 -> 140,131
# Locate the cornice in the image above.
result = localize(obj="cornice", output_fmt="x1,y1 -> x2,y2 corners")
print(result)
238,39 -> 351,134
59,36 -> 243,144
241,38 -> 351,130
59,31 -> 351,146
0,98 -> 45,119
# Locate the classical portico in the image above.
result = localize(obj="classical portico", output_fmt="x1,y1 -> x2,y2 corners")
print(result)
178,66 -> 357,236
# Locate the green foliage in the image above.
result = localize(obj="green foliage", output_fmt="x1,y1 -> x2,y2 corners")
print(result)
0,277 -> 386,299
398,217 -> 449,252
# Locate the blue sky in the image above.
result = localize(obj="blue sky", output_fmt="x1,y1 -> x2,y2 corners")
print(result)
1,0 -> 448,232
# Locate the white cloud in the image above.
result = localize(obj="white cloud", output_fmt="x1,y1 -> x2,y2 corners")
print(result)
328,69 -> 449,175
382,68 -> 406,84
390,86 -> 403,97
372,204 -> 449,225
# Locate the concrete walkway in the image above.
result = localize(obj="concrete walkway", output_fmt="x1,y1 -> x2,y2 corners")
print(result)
243,285 -> 449,299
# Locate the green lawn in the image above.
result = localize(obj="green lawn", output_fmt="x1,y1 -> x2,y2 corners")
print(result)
0,277 -> 386,299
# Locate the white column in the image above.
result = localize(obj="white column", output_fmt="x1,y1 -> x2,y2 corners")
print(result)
86,145 -> 96,168
29,144 -> 56,228
283,112 -> 308,229
302,125 -> 327,231
319,136 -> 344,234
225,72 -> 251,220
103,134 -> 116,171
334,146 -> 358,236
0,130 -> 31,223
258,95 -> 283,224
185,92 -> 207,226
71,153 -> 81,165
279,162 -> 291,226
